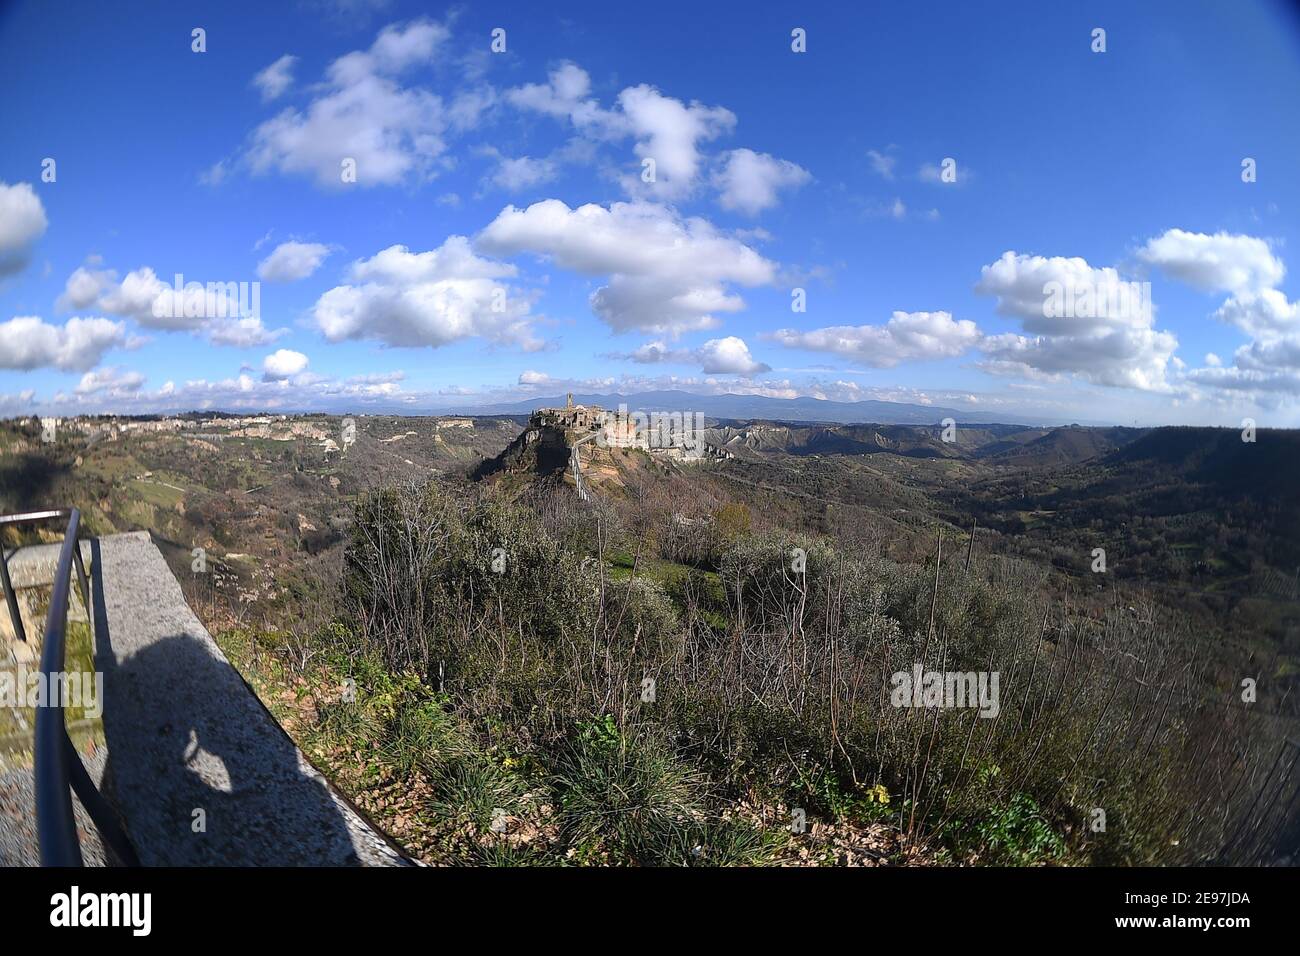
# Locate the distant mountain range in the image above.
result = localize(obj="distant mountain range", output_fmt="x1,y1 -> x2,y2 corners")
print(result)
442,390 -> 1053,426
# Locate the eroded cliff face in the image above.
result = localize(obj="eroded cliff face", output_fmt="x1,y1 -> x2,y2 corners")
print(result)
472,422 -> 572,483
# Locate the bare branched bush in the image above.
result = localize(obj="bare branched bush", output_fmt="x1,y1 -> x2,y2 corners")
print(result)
328,476 -> 1296,865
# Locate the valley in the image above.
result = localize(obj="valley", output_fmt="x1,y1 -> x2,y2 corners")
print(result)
3,408 -> 1297,865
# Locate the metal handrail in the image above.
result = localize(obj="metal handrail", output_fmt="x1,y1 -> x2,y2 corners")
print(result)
1,508 -> 138,866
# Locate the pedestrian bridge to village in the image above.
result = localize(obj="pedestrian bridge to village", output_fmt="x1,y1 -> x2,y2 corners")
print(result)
0,520 -> 408,867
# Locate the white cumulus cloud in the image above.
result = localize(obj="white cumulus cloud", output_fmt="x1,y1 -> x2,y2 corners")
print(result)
56,264 -> 284,346
612,335 -> 770,376
75,366 -> 145,395
0,182 -> 48,275
974,250 -> 1177,391
506,63 -> 596,121
262,348 -> 310,380
252,54 -> 298,102
1138,229 -> 1284,295
476,199 -> 775,336
311,236 -> 541,350
257,241 -> 331,282
769,311 -> 980,368
713,148 -> 810,216
57,266 -> 116,311
245,20 -> 451,188
486,154 -> 558,192
616,84 -> 734,199
1142,229 -> 1300,403
0,316 -> 126,372
506,64 -> 738,200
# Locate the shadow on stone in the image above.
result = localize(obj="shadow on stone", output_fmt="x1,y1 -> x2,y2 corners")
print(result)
90,537 -> 365,866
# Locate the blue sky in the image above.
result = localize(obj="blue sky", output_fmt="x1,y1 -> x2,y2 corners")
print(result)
2,0 -> 1299,425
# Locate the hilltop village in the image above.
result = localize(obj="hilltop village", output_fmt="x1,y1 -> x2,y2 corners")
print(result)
4,413 -> 484,458
529,394 -> 729,463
